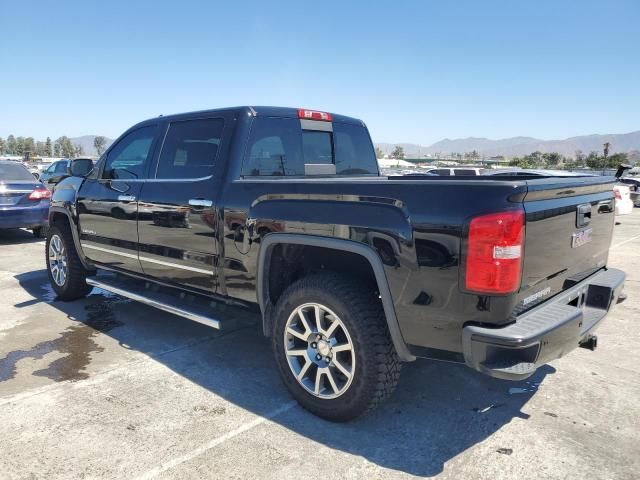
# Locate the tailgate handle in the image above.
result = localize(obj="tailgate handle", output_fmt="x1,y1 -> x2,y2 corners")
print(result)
576,203 -> 591,228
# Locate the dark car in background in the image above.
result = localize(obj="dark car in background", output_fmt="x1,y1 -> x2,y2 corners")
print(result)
0,160 -> 51,237
39,159 -> 71,187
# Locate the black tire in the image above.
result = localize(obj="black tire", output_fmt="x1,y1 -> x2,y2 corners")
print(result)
32,226 -> 47,238
46,224 -> 93,301
272,273 -> 401,422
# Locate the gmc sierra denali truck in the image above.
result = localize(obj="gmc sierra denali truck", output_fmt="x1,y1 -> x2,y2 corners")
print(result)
47,106 -> 625,421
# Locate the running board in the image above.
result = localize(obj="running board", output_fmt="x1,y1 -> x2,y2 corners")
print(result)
86,276 -> 221,330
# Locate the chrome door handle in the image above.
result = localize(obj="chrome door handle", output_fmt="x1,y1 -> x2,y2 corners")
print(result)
188,199 -> 213,207
117,195 -> 136,202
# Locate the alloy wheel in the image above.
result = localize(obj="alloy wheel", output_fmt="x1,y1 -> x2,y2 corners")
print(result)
283,303 -> 355,399
48,234 -> 68,287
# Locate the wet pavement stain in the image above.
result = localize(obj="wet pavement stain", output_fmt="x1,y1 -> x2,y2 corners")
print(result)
0,301 -> 123,383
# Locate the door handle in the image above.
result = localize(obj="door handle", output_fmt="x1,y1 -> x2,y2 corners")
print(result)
117,195 -> 136,202
188,199 -> 213,208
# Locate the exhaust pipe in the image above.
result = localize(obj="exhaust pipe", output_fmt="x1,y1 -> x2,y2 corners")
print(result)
579,335 -> 598,351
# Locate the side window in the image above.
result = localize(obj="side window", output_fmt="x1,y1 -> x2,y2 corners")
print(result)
454,169 -> 477,176
156,118 -> 224,179
434,169 -> 451,176
102,125 -> 157,180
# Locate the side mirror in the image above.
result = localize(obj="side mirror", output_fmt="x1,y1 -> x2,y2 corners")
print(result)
68,158 -> 94,177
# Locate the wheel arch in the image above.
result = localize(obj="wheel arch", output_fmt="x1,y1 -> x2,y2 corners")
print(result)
257,233 -> 415,362
48,206 -> 93,270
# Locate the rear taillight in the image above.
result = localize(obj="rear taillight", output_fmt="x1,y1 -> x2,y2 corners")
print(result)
614,189 -> 622,200
28,188 -> 52,201
298,109 -> 332,121
465,210 -> 524,294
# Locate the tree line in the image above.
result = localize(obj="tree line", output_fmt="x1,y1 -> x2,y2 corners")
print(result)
375,146 -> 405,159
508,150 -> 629,170
0,134 -> 108,159
375,144 -> 630,170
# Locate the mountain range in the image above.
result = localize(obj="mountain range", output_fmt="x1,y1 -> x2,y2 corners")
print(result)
70,130 -> 640,160
376,130 -> 640,159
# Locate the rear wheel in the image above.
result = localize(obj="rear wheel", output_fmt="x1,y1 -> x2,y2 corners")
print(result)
272,273 -> 401,422
46,224 -> 93,300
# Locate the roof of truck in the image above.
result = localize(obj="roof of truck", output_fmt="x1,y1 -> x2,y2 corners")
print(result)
135,106 -> 364,127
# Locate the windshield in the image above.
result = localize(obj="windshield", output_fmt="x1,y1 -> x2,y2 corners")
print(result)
0,162 -> 36,181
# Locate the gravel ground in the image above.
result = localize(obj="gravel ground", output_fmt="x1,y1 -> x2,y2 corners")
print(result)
1,210 -> 639,479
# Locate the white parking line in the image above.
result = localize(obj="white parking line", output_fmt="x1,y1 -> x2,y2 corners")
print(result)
612,233 -> 640,249
134,401 -> 298,480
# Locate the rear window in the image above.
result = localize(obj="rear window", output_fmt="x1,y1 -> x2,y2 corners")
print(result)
242,117 -> 378,176
454,169 -> 477,176
0,162 -> 35,181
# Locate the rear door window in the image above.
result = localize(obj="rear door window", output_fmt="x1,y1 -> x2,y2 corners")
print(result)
242,117 -> 378,176
454,169 -> 477,176
156,118 -> 224,179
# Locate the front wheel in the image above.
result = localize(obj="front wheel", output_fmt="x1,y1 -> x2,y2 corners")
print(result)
272,273 -> 401,422
32,226 -> 47,238
46,224 -> 93,300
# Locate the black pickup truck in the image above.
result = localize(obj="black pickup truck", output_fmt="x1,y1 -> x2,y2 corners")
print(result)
47,106 -> 625,421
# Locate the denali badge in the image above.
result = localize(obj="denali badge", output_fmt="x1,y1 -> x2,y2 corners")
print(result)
523,286 -> 552,306
572,228 -> 593,248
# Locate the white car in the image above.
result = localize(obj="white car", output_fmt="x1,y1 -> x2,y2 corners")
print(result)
614,184 -> 634,215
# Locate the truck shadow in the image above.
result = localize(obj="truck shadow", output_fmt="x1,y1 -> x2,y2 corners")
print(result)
0,229 -> 42,245
11,270 -> 554,477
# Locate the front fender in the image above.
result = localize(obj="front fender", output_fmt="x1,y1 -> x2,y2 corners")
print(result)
49,176 -> 85,215
48,177 -> 92,270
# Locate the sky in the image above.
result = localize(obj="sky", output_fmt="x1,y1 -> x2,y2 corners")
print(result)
1,0 -> 638,145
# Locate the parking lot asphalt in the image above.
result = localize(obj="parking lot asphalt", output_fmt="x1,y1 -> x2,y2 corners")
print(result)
1,211 -> 639,480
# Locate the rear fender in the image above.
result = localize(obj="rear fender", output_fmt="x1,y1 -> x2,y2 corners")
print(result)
257,233 -> 415,362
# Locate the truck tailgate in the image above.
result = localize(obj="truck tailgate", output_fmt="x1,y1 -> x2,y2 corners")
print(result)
517,176 -> 616,313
